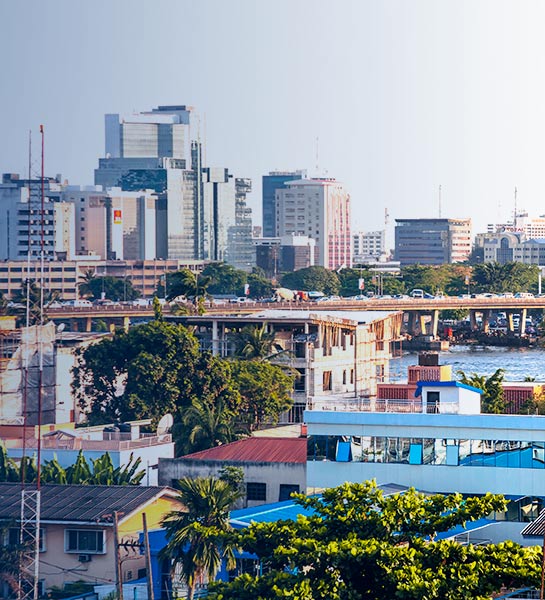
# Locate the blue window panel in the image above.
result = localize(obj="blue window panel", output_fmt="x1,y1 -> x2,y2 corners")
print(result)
409,444 -> 423,465
446,445 -> 459,466
336,441 -> 351,462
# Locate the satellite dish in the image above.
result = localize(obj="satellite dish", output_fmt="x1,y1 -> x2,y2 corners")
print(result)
157,413 -> 173,435
57,323 -> 66,333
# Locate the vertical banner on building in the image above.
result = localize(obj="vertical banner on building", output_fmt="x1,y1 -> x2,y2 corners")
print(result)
358,278 -> 365,290
113,209 -> 122,224
244,283 -> 250,296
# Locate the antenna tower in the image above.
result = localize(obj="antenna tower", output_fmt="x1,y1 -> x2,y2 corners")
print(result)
438,185 -> 442,218
18,127 -> 44,600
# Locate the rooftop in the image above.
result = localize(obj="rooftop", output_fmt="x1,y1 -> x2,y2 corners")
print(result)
0,483 -> 177,524
180,436 -> 307,464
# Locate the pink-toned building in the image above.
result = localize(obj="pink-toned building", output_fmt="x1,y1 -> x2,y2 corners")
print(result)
275,178 -> 351,270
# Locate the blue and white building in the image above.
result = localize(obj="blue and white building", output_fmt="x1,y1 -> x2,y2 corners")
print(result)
306,381 -> 545,528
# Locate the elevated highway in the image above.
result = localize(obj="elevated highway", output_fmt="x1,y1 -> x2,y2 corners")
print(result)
44,297 -> 545,336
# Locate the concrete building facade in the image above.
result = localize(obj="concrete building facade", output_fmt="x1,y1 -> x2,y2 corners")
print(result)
275,179 -> 351,270
395,218 -> 472,266
262,170 -> 306,238
353,230 -> 386,263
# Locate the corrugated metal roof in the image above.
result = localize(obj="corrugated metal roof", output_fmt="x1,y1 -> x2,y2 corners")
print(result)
521,509 -> 545,537
181,437 -> 307,464
0,483 -> 176,524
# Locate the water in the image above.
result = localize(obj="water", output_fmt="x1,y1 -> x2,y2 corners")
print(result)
390,346 -> 545,383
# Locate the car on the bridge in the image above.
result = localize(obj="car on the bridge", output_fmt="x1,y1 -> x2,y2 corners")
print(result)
515,292 -> 535,298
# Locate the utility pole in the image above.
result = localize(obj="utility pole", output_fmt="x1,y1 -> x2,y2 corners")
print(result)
142,513 -> 155,600
113,511 -> 124,600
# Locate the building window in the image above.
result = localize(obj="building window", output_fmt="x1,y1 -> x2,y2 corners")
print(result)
342,370 -> 347,385
246,482 -> 267,502
279,484 -> 300,502
65,529 -> 105,554
7,528 -> 46,552
323,371 -> 332,391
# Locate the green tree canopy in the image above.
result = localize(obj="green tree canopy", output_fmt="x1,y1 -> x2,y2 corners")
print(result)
166,269 -> 211,302
472,262 -> 539,294
457,368 -> 506,413
281,266 -> 340,295
72,320 -> 238,426
202,263 -> 247,296
79,275 -> 140,302
230,360 -> 294,432
208,481 -> 541,600
233,325 -> 276,360
0,447 -> 145,485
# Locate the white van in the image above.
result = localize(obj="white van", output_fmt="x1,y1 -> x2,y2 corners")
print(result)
410,289 -> 424,299
63,299 -> 93,308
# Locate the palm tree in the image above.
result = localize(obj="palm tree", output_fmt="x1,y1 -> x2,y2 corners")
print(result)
233,325 -> 276,360
11,279 -> 59,324
457,368 -> 506,413
180,398 -> 236,455
167,269 -> 211,303
77,269 -> 96,299
161,476 -> 242,600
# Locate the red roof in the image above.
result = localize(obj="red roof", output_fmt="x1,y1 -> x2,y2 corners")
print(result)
181,437 -> 307,464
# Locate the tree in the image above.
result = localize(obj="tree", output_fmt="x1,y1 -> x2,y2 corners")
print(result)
77,269 -> 96,298
73,320 -> 238,427
162,476 -> 243,600
472,262 -> 538,294
202,263 -> 247,296
230,360 -> 294,431
81,275 -> 140,302
166,269 -> 211,303
233,325 -> 276,360
12,279 -> 59,324
208,480 -> 541,600
457,368 -> 506,413
281,266 -> 340,295
178,397 -> 238,456
0,448 -> 145,484
247,271 -> 273,299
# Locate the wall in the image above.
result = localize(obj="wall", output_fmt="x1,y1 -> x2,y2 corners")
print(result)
158,458 -> 306,507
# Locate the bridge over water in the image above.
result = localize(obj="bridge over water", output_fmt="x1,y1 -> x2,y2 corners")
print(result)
45,297 -> 545,337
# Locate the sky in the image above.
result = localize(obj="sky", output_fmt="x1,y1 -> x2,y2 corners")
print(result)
1,0 -> 545,245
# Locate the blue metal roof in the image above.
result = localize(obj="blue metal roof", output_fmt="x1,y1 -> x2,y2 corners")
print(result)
415,380 -> 484,397
229,499 -> 315,529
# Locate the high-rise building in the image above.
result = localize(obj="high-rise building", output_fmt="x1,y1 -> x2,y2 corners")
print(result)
353,230 -> 386,263
95,106 -> 200,261
0,173 -> 63,261
105,105 -> 191,161
226,178 -> 255,272
262,170 -> 306,237
60,186 -> 157,260
275,178 -> 351,270
202,168 -> 236,262
394,218 -> 472,266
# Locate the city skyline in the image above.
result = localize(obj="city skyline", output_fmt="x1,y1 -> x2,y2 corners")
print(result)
2,0 -> 545,239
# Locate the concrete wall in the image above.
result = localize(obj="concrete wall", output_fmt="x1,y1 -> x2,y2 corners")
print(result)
159,458 -> 306,507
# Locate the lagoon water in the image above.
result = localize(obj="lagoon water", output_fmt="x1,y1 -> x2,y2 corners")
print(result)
390,346 -> 545,383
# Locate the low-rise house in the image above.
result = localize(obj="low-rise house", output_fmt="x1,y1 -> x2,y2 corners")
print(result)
159,436 -> 307,507
0,483 -> 182,598
4,420 -> 174,485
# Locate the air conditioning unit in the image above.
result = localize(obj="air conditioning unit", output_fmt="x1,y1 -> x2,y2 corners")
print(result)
78,554 -> 92,563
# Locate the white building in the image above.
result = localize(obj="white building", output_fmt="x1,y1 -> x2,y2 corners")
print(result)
353,230 -> 385,263
275,178 -> 351,270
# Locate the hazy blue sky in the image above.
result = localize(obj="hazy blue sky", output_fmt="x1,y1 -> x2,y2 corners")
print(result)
1,0 -> 545,241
